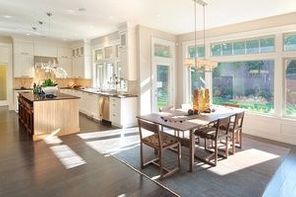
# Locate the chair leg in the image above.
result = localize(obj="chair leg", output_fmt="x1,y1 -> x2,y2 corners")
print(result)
159,151 -> 163,179
204,138 -> 207,151
215,140 -> 218,166
177,143 -> 181,169
225,136 -> 229,158
232,132 -> 235,154
140,143 -> 144,168
154,149 -> 158,155
239,130 -> 242,149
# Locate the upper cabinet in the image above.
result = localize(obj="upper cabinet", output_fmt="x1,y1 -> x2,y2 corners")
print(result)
14,41 -> 34,55
13,40 -> 34,77
118,22 -> 137,81
72,41 -> 91,79
58,47 -> 72,58
34,43 -> 57,57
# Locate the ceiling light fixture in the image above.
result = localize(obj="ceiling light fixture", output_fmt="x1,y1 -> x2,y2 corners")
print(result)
78,8 -> 86,12
3,15 -> 12,19
184,0 -> 217,72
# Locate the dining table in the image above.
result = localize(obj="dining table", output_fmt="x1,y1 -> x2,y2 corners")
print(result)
136,105 -> 244,172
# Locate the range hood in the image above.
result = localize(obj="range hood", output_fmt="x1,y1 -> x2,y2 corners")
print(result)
34,56 -> 58,68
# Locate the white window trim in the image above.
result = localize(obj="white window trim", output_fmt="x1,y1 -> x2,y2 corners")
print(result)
182,24 -> 296,119
151,37 -> 176,112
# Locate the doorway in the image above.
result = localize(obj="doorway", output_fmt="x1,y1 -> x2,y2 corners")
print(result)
0,64 -> 7,106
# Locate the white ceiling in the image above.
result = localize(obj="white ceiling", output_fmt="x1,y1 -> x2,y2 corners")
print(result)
0,0 -> 295,41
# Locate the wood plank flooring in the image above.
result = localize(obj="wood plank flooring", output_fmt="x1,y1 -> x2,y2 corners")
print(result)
0,107 -> 176,197
1,106 -> 296,197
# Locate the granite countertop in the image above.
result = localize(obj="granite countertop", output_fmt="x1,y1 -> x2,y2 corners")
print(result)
20,92 -> 80,102
78,88 -> 138,98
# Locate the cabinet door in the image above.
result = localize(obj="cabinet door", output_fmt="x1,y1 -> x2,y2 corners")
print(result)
58,47 -> 72,58
58,57 -> 72,77
14,41 -> 34,55
34,44 -> 57,57
72,57 -> 84,78
14,54 -> 34,77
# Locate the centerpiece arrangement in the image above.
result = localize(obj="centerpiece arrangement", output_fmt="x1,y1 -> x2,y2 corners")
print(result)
33,79 -> 58,98
188,88 -> 212,115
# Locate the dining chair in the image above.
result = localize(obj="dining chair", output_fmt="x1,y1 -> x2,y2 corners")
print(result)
138,119 -> 181,179
229,111 -> 245,154
194,116 -> 231,166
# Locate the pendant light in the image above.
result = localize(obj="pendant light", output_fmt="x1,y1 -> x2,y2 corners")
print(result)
184,0 -> 217,71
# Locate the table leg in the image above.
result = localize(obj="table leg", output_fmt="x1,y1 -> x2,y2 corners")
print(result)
189,130 -> 195,172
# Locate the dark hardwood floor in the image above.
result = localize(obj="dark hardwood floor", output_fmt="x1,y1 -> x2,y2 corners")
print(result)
0,107 -> 176,197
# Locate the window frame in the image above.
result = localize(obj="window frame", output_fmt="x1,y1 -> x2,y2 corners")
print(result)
283,32 -> 296,52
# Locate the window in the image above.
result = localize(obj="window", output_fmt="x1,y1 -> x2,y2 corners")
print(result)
213,60 -> 274,114
233,41 -> 245,55
284,33 -> 296,51
211,44 -> 222,56
188,45 -> 205,58
246,40 -> 259,54
285,59 -> 296,116
222,43 -> 232,56
260,37 -> 275,53
154,43 -> 171,58
211,36 -> 274,56
188,68 -> 205,102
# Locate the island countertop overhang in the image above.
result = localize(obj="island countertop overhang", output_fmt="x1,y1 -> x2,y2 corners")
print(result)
19,92 -> 80,102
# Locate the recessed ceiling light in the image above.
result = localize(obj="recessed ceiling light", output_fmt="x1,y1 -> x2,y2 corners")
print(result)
26,33 -> 30,36
78,8 -> 86,12
109,16 -> 114,19
3,15 -> 12,19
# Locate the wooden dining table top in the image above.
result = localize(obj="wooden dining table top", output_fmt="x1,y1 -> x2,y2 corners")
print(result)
136,106 -> 244,131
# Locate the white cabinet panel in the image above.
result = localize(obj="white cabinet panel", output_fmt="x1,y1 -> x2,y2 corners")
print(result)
14,41 -> 34,55
72,56 -> 84,78
58,57 -> 72,77
14,54 -> 34,77
34,44 -> 57,57
58,47 -> 72,58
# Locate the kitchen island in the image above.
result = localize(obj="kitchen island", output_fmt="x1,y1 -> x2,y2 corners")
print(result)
18,92 -> 80,141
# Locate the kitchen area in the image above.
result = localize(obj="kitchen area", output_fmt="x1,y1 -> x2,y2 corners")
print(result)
12,21 -> 138,139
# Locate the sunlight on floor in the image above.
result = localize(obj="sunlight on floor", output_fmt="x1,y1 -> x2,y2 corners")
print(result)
208,148 -> 280,176
50,145 -> 86,169
77,127 -> 139,140
43,136 -> 63,145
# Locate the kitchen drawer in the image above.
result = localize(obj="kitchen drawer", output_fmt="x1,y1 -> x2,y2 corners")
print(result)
110,97 -> 121,111
110,112 -> 121,125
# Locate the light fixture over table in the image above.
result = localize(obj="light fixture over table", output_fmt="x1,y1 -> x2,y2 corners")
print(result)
184,0 -> 218,72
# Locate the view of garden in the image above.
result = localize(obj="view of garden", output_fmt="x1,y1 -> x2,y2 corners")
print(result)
212,60 -> 274,114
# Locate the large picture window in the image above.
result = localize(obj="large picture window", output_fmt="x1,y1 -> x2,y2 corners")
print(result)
213,60 -> 274,114
285,59 -> 296,116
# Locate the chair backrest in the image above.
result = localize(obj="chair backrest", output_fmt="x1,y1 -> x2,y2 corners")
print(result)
138,118 -> 162,140
234,111 -> 245,129
217,116 -> 231,136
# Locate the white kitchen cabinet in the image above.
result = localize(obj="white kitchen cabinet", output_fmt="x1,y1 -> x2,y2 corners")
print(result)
72,56 -> 85,78
14,54 -> 34,77
110,96 -> 137,128
118,22 -> 137,81
58,57 -> 72,77
34,43 -> 57,57
14,41 -> 34,55
58,47 -> 72,58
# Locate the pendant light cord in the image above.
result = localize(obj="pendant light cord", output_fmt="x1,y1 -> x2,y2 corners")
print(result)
194,0 -> 197,68
203,4 -> 206,59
